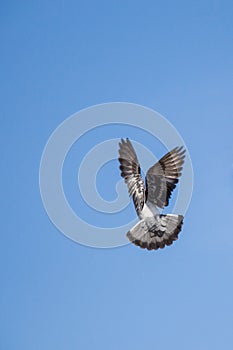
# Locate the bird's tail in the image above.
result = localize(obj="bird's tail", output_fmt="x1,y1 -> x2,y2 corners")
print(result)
126,214 -> 184,250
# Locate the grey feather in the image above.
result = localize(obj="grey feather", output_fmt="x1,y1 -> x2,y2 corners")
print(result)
126,214 -> 184,250
118,138 -> 145,216
145,146 -> 185,208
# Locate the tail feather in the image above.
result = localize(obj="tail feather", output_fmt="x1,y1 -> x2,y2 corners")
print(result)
126,214 -> 184,250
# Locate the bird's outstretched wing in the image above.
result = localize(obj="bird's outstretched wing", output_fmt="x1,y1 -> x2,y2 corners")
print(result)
145,146 -> 185,208
118,138 -> 145,216
126,214 -> 184,250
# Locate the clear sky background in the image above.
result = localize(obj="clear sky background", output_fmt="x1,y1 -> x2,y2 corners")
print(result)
1,1 -> 233,349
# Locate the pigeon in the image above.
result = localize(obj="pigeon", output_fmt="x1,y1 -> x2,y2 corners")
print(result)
118,138 -> 186,250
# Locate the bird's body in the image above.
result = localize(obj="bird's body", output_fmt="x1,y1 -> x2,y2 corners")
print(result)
118,138 -> 186,250
140,201 -> 159,219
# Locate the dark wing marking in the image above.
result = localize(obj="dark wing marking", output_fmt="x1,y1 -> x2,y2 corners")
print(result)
126,214 -> 184,250
145,146 -> 185,208
118,138 -> 145,216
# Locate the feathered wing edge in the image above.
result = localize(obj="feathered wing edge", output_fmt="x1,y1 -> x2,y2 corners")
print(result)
118,138 -> 145,216
146,146 -> 186,208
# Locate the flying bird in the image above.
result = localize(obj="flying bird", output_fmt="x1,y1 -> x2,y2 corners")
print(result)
118,138 -> 186,250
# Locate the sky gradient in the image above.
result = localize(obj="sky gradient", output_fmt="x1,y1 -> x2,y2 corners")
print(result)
1,1 -> 233,349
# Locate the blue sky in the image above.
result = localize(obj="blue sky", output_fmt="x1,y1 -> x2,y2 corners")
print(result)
1,1 -> 233,349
